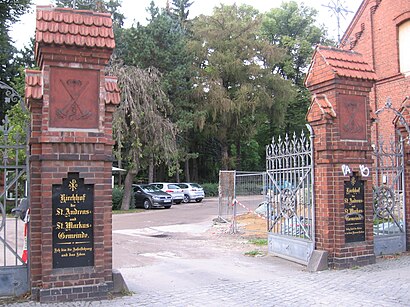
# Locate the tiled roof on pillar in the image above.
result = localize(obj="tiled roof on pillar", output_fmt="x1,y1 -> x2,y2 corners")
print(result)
25,70 -> 42,100
305,45 -> 377,87
35,5 -> 115,49
105,76 -> 120,105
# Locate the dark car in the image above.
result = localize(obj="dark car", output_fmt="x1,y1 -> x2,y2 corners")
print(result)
132,184 -> 173,210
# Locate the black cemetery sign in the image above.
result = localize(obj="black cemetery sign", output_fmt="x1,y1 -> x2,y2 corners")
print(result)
344,175 -> 366,243
52,173 -> 94,268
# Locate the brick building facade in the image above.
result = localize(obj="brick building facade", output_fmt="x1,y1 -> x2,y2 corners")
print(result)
340,0 -> 410,137
304,0 -> 410,268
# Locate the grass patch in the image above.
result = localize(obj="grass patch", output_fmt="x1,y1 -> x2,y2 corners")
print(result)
113,209 -> 145,214
248,238 -> 268,246
244,250 -> 264,257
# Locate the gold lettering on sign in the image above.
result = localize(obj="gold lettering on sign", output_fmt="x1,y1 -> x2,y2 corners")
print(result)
60,194 -> 87,203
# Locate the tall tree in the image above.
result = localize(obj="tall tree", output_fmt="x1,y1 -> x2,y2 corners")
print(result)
190,4 -> 295,170
0,0 -> 32,120
261,1 -> 333,134
170,0 -> 193,29
118,3 -> 195,181
108,62 -> 177,210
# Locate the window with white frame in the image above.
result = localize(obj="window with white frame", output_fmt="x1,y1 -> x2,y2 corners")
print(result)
399,20 -> 410,75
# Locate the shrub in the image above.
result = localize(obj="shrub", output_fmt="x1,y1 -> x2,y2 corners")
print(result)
201,183 -> 218,197
112,186 -> 124,210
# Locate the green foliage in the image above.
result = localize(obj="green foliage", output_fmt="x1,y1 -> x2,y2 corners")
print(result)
0,0 -> 31,119
117,3 -> 197,181
201,183 -> 218,197
259,1 -> 334,136
261,1 -> 331,85
249,239 -> 268,246
112,186 -> 124,210
113,208 -> 144,214
0,0 -> 31,27
0,90 -> 29,165
170,0 -> 193,26
244,250 -> 264,257
190,4 -> 295,171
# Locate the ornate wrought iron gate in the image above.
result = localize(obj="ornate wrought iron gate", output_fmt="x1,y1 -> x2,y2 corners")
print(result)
266,126 -> 315,265
373,135 -> 406,255
373,99 -> 408,256
0,81 -> 29,296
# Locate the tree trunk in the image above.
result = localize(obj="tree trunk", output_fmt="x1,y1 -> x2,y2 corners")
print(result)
236,140 -> 241,170
192,158 -> 198,182
121,167 -> 137,210
184,159 -> 190,182
148,155 -> 154,183
118,160 -> 123,186
176,167 -> 180,183
221,143 -> 229,170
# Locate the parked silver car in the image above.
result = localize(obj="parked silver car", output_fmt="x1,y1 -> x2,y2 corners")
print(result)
176,183 -> 205,203
151,183 -> 184,204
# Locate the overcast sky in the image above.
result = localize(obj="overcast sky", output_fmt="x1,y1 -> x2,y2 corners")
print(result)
10,0 -> 361,50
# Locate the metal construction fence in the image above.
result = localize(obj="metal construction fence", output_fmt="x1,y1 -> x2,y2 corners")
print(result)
218,171 -> 266,233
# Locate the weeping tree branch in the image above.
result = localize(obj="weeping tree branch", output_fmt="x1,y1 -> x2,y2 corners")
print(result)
108,61 -> 177,210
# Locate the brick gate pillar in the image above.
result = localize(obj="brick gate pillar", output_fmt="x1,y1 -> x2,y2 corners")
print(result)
25,6 -> 120,302
305,46 -> 377,269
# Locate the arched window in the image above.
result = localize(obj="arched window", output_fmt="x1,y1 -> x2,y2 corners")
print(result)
399,20 -> 410,75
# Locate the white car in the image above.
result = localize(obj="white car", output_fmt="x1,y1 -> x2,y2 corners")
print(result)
176,183 -> 205,203
150,183 -> 184,204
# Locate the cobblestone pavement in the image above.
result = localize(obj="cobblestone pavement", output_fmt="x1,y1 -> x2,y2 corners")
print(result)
8,253 -> 410,307
6,201 -> 410,307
